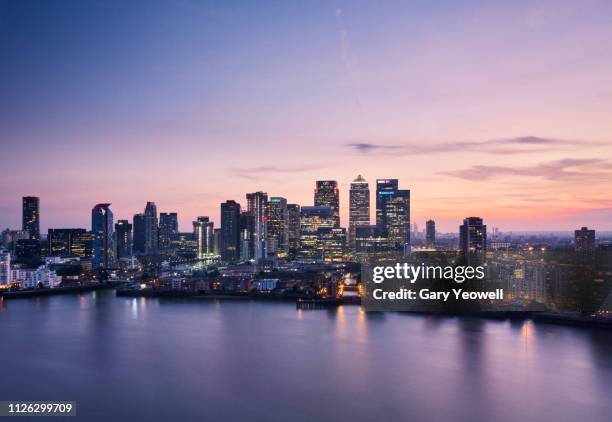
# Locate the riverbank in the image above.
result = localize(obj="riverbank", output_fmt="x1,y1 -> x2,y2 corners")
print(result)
0,282 -> 120,299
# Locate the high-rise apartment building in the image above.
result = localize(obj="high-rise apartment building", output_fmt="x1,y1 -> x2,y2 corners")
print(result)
246,191 -> 268,262
132,213 -> 146,255
220,200 -> 241,262
267,197 -> 289,258
22,196 -> 40,240
144,202 -> 159,255
159,212 -> 178,252
193,216 -> 214,259
459,217 -> 487,255
114,220 -> 133,259
92,203 -> 113,270
426,220 -> 436,248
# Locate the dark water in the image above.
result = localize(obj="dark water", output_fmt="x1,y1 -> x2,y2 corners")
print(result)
1,291 -> 612,422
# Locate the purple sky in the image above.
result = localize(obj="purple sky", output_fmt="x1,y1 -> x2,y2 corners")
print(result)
1,0 -> 611,232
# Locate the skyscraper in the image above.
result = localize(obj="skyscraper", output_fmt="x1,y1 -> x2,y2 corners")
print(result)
220,200 -> 241,262
426,220 -> 436,248
287,204 -> 301,258
159,212 -> 178,252
132,213 -> 146,255
114,220 -> 133,259
376,179 -> 410,252
246,191 -> 268,262
239,211 -> 254,261
349,175 -> 370,248
144,202 -> 159,255
22,196 -> 40,240
574,226 -> 596,251
267,197 -> 289,258
92,203 -> 113,270
314,181 -> 340,228
193,216 -> 214,259
459,217 -> 487,257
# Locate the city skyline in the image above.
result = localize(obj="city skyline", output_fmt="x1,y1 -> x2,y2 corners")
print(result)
2,1 -> 612,231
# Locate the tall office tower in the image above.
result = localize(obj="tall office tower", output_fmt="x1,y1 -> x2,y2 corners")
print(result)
314,180 -> 340,228
286,204 -> 301,258
220,200 -> 241,262
159,212 -> 178,252
267,197 -> 289,258
22,196 -> 40,240
132,213 -> 146,255
349,175 -> 370,248
298,206 -> 334,262
114,220 -> 133,259
426,220 -> 436,248
246,191 -> 268,262
574,226 -> 596,251
144,202 -> 159,255
459,217 -> 487,255
0,249 -> 11,285
239,211 -> 254,261
48,228 -> 89,257
193,216 -> 214,259
376,179 -> 411,252
92,203 -> 114,270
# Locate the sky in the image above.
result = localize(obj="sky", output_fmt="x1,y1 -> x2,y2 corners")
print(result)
1,0 -> 612,233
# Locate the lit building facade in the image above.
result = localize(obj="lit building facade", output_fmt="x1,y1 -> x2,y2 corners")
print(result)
0,250 -> 10,285
92,203 -> 113,270
426,220 -> 436,248
159,212 -> 178,252
246,191 -> 268,262
22,196 -> 40,240
267,197 -> 289,258
349,175 -> 370,249
314,181 -> 340,228
114,220 -> 133,259
144,202 -> 159,255
376,179 -> 410,252
298,206 -> 334,262
286,204 -> 301,259
193,216 -> 214,259
460,217 -> 487,265
48,228 -> 89,257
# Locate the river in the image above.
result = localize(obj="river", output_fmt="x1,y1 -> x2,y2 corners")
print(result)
0,290 -> 611,421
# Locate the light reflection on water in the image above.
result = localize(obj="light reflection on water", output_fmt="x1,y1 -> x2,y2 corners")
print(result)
0,290 -> 611,422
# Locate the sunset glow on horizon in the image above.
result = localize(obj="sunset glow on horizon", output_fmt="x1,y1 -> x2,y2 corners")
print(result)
2,0 -> 612,232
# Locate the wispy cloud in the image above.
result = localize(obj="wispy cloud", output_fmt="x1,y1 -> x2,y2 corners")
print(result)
345,136 -> 598,156
230,164 -> 323,180
441,158 -> 612,181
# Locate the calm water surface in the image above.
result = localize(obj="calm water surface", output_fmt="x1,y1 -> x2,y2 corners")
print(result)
1,291 -> 611,422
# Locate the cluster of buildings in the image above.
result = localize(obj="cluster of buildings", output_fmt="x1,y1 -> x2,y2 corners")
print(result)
0,178 -> 605,296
